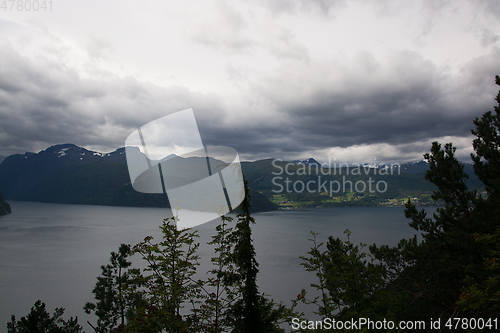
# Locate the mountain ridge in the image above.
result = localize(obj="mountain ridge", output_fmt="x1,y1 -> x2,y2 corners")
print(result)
0,144 -> 277,213
1,144 -> 482,210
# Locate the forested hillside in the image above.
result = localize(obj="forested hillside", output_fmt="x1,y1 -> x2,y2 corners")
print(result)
0,144 -> 276,212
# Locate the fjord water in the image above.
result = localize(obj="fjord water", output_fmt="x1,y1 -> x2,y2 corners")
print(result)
0,201 -> 436,332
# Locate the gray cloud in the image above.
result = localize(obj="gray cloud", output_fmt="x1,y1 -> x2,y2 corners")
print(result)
1,39 -> 498,164
85,35 -> 114,59
479,29 -> 500,48
198,49 -> 500,161
1,5 -> 499,165
183,0 -> 252,53
479,0 -> 500,20
0,41 -> 225,160
257,0 -> 346,16
263,24 -> 309,62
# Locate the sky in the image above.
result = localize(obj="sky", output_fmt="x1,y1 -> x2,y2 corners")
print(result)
0,0 -> 499,164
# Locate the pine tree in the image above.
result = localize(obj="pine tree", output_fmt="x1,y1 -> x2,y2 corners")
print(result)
227,180 -> 286,333
127,217 -> 201,333
84,185 -> 290,332
228,181 -> 263,332
192,215 -> 239,333
472,75 -> 500,201
367,75 -> 500,324
459,75 -> 500,317
8,300 -> 83,333
298,231 -> 337,319
398,142 -> 480,320
299,230 -> 387,323
84,244 -> 140,333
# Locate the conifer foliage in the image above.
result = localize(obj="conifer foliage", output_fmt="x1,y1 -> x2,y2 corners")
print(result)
8,300 -> 83,333
297,75 -> 500,329
9,75 -> 500,332
81,180 -> 286,332
227,181 -> 287,333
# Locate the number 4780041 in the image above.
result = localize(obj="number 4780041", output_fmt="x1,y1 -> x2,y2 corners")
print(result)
1,0 -> 52,11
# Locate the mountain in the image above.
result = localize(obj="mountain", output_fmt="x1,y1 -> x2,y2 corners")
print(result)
1,145 -> 482,211
395,160 -> 429,174
240,157 -> 484,207
0,144 -> 277,213
290,158 -> 321,167
0,189 -> 11,216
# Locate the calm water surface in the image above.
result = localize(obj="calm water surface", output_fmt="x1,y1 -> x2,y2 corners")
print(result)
0,201 -> 437,332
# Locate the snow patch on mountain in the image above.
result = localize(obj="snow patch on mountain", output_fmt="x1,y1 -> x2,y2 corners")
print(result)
57,148 -> 70,157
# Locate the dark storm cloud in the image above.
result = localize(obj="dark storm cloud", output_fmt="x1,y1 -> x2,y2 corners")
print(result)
0,37 -> 499,163
222,49 -> 500,157
0,41 -> 225,161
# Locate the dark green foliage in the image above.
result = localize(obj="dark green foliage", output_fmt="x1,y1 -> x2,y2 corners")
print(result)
298,230 -> 388,325
298,75 -> 500,329
470,75 -> 500,234
81,181 -> 288,333
472,76 -> 500,199
387,142 -> 481,321
227,182 -> 262,332
245,189 -> 279,212
84,244 -> 140,333
367,76 -> 500,324
192,215 -> 239,333
227,180 -> 287,333
458,75 -> 500,317
298,232 -> 338,318
323,231 -> 386,320
458,226 -> 500,318
128,218 -> 201,332
7,300 -> 83,333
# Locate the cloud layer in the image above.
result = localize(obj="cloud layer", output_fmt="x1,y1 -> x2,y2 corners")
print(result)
0,0 -> 499,164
